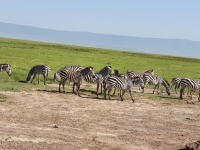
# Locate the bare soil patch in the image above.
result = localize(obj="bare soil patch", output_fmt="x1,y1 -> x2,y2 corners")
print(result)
0,85 -> 200,150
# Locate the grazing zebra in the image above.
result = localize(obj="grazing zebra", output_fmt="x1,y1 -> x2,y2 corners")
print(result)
177,78 -> 200,101
54,65 -> 84,81
127,69 -> 154,79
59,66 -> 95,96
104,76 -> 144,102
26,65 -> 50,85
0,64 -> 11,76
84,66 -> 113,97
143,74 -> 170,95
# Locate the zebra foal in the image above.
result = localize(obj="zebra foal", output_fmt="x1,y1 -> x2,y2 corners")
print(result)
0,64 -> 11,76
26,65 -> 50,85
59,66 -> 95,96
104,76 -> 144,102
143,74 -> 170,95
177,78 -> 200,101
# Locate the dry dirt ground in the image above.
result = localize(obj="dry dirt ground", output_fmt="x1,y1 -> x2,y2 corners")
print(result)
0,84 -> 200,150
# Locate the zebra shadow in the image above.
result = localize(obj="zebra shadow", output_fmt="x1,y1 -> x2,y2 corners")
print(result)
36,89 -> 58,93
18,80 -> 28,83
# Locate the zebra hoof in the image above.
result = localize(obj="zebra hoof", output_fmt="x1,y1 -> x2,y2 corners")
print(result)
132,100 -> 134,103
198,97 -> 200,102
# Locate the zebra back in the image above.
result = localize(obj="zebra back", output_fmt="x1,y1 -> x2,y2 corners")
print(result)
0,64 -> 11,76
60,66 -> 95,84
84,66 -> 113,83
127,69 -> 154,79
54,65 -> 84,81
178,78 -> 200,90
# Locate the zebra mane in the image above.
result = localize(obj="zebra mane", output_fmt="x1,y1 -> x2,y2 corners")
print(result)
99,66 -> 111,73
163,78 -> 170,87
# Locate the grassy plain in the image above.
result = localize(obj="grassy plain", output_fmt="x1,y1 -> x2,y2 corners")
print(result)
0,37 -> 200,101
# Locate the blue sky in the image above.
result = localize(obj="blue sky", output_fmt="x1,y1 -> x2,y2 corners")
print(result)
1,0 -> 200,42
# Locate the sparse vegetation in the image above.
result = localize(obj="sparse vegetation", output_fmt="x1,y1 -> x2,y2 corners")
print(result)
0,37 -> 200,100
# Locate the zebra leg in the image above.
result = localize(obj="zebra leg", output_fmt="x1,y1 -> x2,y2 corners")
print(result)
129,90 -> 134,102
156,84 -> 160,94
59,81 -> 62,93
153,84 -> 157,94
180,87 -> 185,100
120,90 -> 126,101
198,89 -> 200,102
96,82 -> 99,97
107,88 -> 112,100
104,87 -> 108,99
38,74 -> 41,84
174,85 -> 178,94
30,74 -> 36,83
72,82 -> 75,93
43,74 -> 46,85
76,83 -> 81,96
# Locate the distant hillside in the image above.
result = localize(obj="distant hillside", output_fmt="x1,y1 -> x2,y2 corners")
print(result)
0,22 -> 200,58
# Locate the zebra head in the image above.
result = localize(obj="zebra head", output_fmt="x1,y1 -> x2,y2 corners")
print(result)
133,77 -> 144,90
163,79 -> 170,95
81,66 -> 95,77
26,66 -> 35,81
5,64 -> 12,76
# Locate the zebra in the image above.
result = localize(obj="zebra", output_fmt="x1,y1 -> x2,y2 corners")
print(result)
54,65 -> 84,81
104,76 -> 144,102
26,65 -> 50,85
177,78 -> 200,101
127,69 -> 154,79
58,66 -> 95,96
143,74 -> 170,95
127,69 -> 154,90
0,64 -> 11,76
112,69 -> 128,95
171,77 -> 189,95
84,66 -> 113,97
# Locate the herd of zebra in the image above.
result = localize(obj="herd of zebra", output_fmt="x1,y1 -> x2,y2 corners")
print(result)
1,63 -> 200,102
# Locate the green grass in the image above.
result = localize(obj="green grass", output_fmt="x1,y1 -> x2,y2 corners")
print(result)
0,37 -> 200,101
0,93 -> 7,102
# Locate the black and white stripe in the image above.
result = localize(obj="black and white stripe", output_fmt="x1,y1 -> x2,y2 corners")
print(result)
84,66 -> 113,97
0,64 -> 11,76
177,78 -> 200,101
26,65 -> 50,85
59,66 -> 95,96
54,65 -> 84,81
127,69 -> 154,79
143,74 -> 170,95
170,77 -> 181,94
104,76 -> 144,102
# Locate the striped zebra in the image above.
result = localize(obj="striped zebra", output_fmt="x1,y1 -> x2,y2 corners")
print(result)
59,66 -> 95,96
54,65 -> 84,81
26,65 -> 50,85
177,78 -> 200,101
171,77 -> 189,95
0,64 -> 11,76
127,69 -> 154,90
84,66 -> 113,97
127,69 -> 154,79
143,74 -> 170,95
112,69 -> 127,95
104,76 -> 144,102
170,77 -> 181,94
